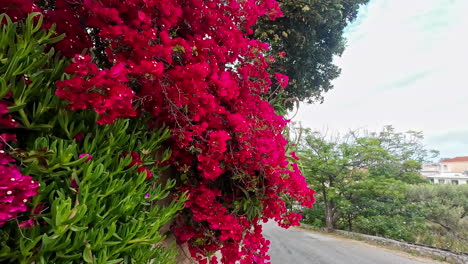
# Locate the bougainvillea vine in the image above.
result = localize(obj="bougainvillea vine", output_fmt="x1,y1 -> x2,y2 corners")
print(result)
1,0 -> 315,263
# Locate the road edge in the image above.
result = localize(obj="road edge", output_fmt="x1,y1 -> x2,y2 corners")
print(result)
299,223 -> 468,264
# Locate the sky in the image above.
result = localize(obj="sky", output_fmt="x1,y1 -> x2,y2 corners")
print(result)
294,0 -> 468,159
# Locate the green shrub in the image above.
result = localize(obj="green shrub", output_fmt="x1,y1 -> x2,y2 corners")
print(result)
301,203 -> 326,228
0,13 -> 184,264
407,184 -> 468,252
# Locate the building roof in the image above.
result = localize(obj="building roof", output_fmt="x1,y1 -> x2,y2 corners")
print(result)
440,156 -> 468,163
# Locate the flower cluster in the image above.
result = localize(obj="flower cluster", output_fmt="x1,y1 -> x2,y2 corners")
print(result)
0,0 -> 40,22
173,185 -> 274,264
274,73 -> 290,89
3,0 -> 315,262
56,54 -> 136,124
0,101 -> 39,226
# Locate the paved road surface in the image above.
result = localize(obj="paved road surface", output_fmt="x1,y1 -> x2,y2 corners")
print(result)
263,221 -> 444,264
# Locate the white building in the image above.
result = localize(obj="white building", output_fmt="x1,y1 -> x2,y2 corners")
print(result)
425,172 -> 468,185
420,164 -> 440,177
421,157 -> 468,185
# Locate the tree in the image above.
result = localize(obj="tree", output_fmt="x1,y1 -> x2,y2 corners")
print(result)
341,178 -> 426,240
254,0 -> 369,108
298,130 -> 385,230
365,126 -> 439,183
297,126 -> 436,230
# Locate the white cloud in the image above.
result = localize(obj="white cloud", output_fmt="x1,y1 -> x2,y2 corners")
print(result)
294,0 -> 468,158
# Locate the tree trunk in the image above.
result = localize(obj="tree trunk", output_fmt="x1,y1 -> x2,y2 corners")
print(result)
322,187 -> 336,232
325,202 -> 335,232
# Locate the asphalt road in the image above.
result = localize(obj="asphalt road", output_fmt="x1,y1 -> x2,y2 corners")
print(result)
263,221 -> 444,264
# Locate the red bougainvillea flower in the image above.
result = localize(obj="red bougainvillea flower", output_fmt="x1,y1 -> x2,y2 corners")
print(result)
274,73 -> 290,89
56,55 -> 136,124
0,0 -> 41,22
290,152 -> 300,161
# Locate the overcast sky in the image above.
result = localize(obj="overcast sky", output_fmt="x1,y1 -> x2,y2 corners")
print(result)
294,0 -> 468,159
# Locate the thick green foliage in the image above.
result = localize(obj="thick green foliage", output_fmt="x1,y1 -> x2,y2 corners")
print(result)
301,200 -> 325,227
301,177 -> 426,241
406,184 -> 468,252
0,13 -> 67,131
297,127 -> 468,251
0,14 -> 184,264
353,215 -> 423,241
254,0 -> 369,107
297,126 -> 434,236
1,120 -> 184,263
339,178 -> 426,241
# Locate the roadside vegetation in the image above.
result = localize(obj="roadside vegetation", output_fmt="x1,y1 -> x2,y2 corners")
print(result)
295,125 -> 468,253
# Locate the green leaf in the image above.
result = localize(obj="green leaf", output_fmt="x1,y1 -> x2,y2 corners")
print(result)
83,244 -> 94,263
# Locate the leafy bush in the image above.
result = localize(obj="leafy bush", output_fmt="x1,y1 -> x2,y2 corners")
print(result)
303,182 -> 468,252
406,184 -> 468,252
0,13 -> 184,263
353,215 -> 424,242
301,201 -> 326,228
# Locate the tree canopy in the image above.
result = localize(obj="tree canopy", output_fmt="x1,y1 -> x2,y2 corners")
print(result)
254,0 -> 369,107
296,126 -> 436,230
